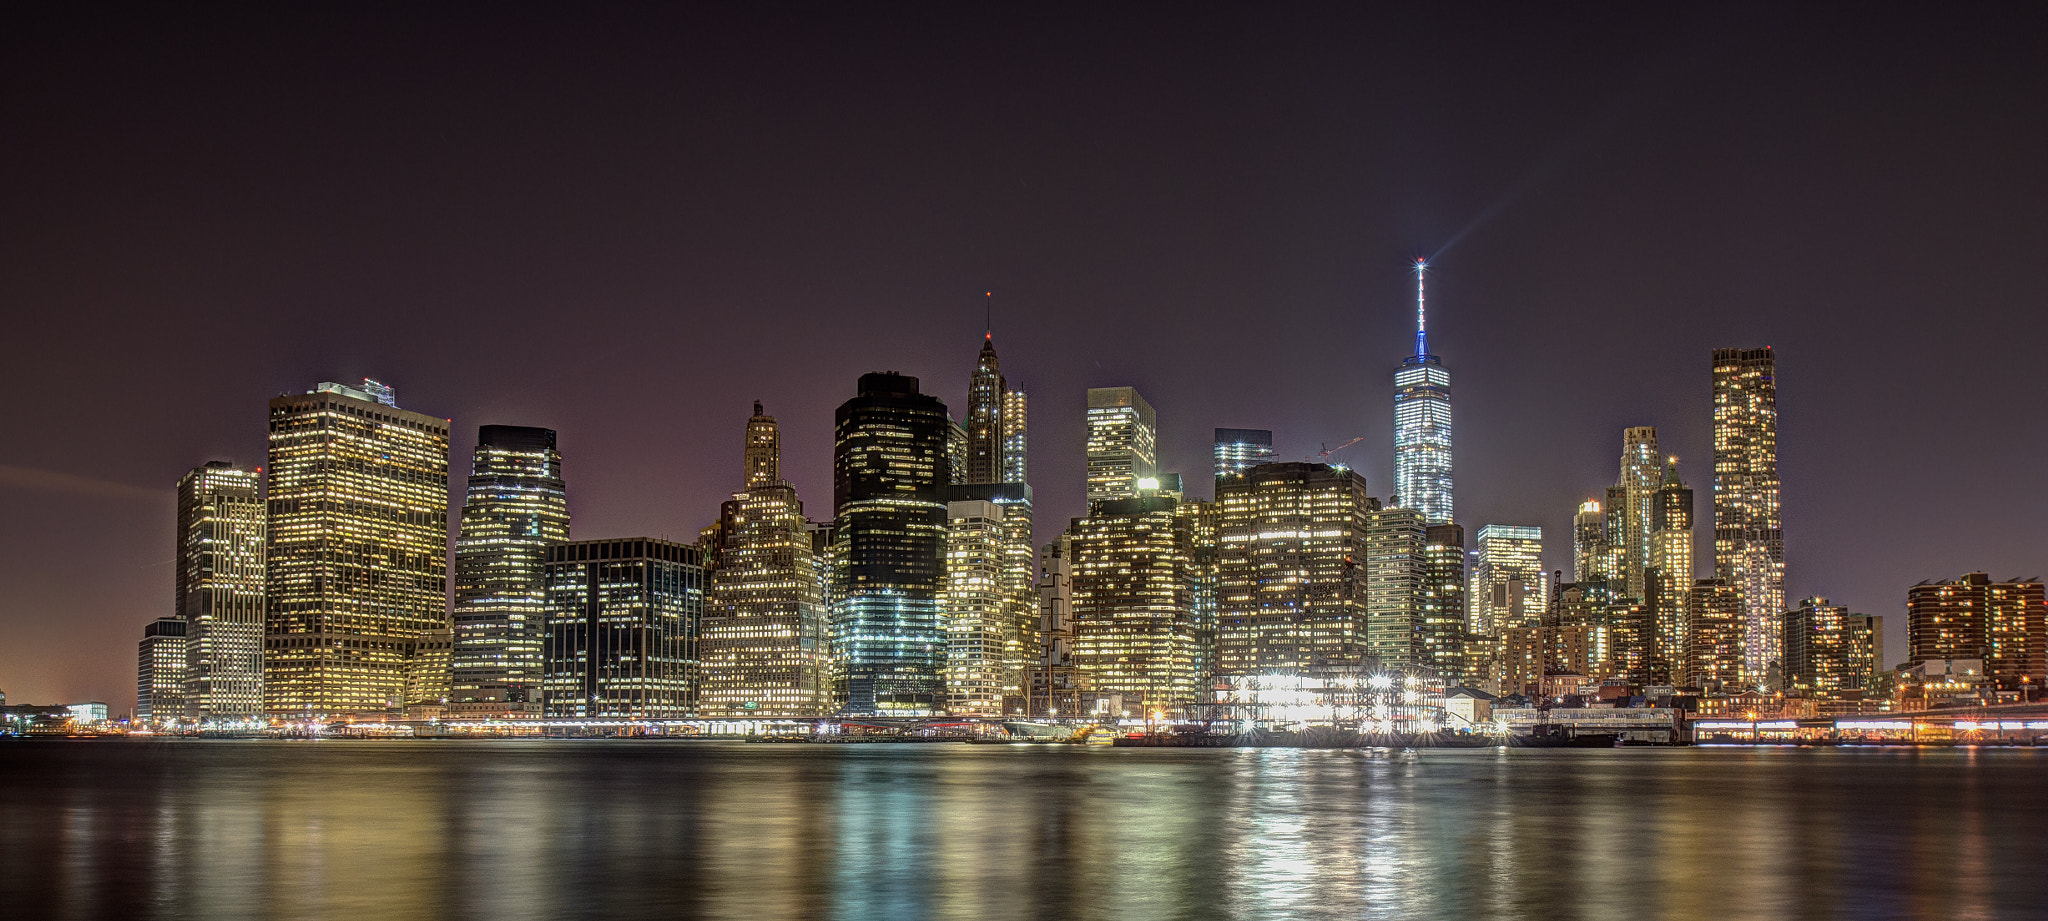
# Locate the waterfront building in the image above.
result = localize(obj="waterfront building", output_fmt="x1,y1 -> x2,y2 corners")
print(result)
264,380 -> 450,717
700,404 -> 831,717
137,616 -> 187,724
943,497 -> 1011,714
1606,427 -> 1661,600
1027,534 -> 1082,717
1647,458 -> 1693,684
832,372 -> 951,714
1783,596 -> 1881,698
1470,525 -> 1544,637
1712,347 -> 1785,686
1365,505 -> 1426,670
1180,497 -> 1221,688
1689,578 -> 1745,690
1606,599 -> 1653,685
1906,573 -> 2046,692
1070,493 -> 1201,711
450,425 -> 569,719
541,538 -> 702,717
176,462 -> 265,721
1419,524 -> 1468,681
1214,463 -> 1373,675
1084,387 -> 1157,506
1213,429 -> 1277,482
1497,623 -> 1543,698
1393,260 -> 1454,524
1548,582 -> 1610,681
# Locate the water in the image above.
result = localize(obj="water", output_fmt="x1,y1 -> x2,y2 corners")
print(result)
1,741 -> 2042,920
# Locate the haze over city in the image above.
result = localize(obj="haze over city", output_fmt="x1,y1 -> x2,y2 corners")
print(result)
3,6 -> 2045,712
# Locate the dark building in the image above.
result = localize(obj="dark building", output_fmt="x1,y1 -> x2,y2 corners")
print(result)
451,425 -> 569,720
1419,523 -> 1468,680
833,372 -> 952,714
541,538 -> 702,718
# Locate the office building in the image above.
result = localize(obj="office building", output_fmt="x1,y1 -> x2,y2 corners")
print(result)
1070,493 -> 1202,711
1213,428 -> 1277,482
1471,525 -> 1544,637
1712,347 -> 1785,685
451,425 -> 569,719
1606,427 -> 1661,600
944,497 -> 1011,714
176,462 -> 265,721
1647,458 -> 1693,684
542,538 -> 702,717
1906,573 -> 2046,692
1393,260 -> 1454,524
1215,463 -> 1373,675
1365,505 -> 1427,670
1419,524 -> 1470,681
264,380 -> 450,717
700,404 -> 832,717
833,372 -> 951,714
1027,534 -> 1082,717
1000,388 -> 1029,486
137,616 -> 187,724
1689,579 -> 1745,690
1084,387 -> 1157,505
1573,501 -> 1610,588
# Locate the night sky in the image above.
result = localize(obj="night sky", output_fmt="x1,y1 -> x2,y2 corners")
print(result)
4,7 -> 2044,712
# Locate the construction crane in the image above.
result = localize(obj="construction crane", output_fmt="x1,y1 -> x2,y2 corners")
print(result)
1305,436 -> 1366,463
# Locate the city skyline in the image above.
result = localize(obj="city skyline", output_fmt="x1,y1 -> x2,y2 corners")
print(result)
4,7 -> 2047,710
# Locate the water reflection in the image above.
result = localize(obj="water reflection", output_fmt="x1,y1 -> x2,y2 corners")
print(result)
1,742 -> 2044,920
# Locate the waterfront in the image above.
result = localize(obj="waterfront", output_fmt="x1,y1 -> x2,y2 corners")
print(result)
1,742 -> 2043,920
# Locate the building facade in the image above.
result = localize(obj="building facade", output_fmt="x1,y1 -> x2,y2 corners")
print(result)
943,498 -> 1011,714
1213,428 -> 1277,482
1365,505 -> 1426,670
138,616 -> 188,724
264,380 -> 450,717
177,461 -> 266,721
1712,347 -> 1785,686
1646,458 -> 1693,684
700,404 -> 831,717
542,538 -> 702,717
1689,578 -> 1745,690
833,372 -> 951,714
1471,525 -> 1544,637
1070,494 -> 1201,711
1906,573 -> 2046,692
1215,463 -> 1374,676
1783,596 -> 1879,698
1084,387 -> 1157,506
1607,427 -> 1661,601
1418,523 -> 1470,681
1393,260 -> 1453,524
451,425 -> 569,719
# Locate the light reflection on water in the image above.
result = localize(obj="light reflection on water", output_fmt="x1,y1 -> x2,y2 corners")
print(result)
1,742 -> 2043,920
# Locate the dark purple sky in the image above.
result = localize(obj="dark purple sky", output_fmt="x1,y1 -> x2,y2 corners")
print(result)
4,7 -> 2044,712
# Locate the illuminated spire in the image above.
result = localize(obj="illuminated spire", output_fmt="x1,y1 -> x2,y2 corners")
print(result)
1413,258 -> 1429,358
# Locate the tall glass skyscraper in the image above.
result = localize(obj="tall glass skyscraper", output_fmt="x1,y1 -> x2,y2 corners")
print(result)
264,380 -> 450,717
177,461 -> 265,721
1212,428 -> 1276,482
833,372 -> 951,714
1712,346 -> 1784,686
1084,387 -> 1156,505
1607,427 -> 1662,600
1470,525 -> 1544,637
542,538 -> 702,717
1393,261 -> 1453,523
450,425 -> 569,719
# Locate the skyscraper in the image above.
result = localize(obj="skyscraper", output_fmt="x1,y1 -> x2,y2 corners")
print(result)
1418,524 -> 1470,681
542,538 -> 702,717
966,336 -> 1006,485
1027,534 -> 1081,718
1572,500 -> 1609,587
1607,427 -> 1661,600
1365,505 -> 1427,670
701,404 -> 832,717
1070,492 -> 1201,711
1906,573 -> 2046,692
1647,458 -> 1693,684
951,333 -> 1037,711
833,372 -> 951,714
1393,260 -> 1453,524
137,616 -> 187,724
943,497 -> 1011,715
1000,389 -> 1029,486
176,461 -> 265,722
1689,578 -> 1744,690
1712,346 -> 1785,686
1470,525 -> 1544,637
1213,428 -> 1277,482
450,426 -> 569,720
264,380 -> 450,717
1084,387 -> 1157,506
1214,463 -> 1373,675
1783,597 -> 1876,698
